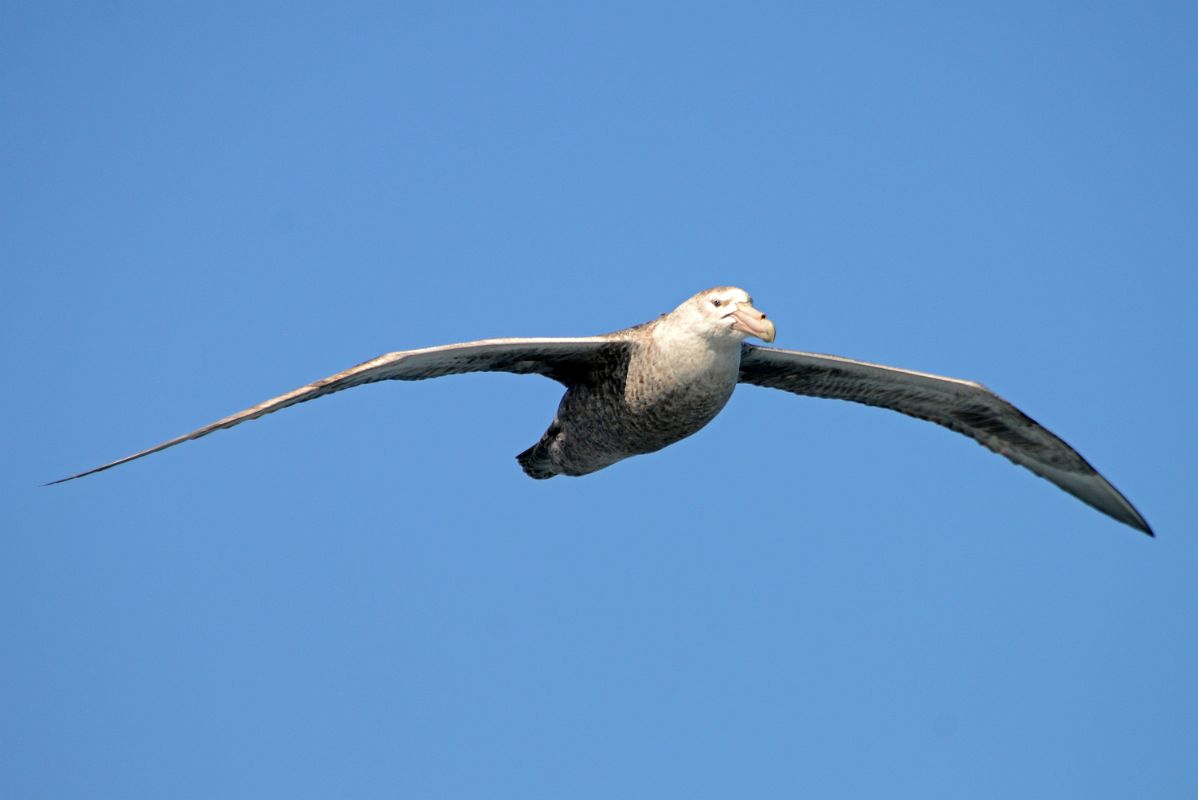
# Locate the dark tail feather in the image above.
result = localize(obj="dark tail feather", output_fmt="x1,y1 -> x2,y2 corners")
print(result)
516,441 -> 557,480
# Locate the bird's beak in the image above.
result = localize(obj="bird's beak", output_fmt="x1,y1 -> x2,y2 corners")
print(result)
730,304 -> 776,343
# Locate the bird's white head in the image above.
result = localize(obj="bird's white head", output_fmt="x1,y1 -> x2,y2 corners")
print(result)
670,286 -> 776,344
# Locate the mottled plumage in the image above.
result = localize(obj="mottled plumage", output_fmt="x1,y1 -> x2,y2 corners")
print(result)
49,287 -> 1152,536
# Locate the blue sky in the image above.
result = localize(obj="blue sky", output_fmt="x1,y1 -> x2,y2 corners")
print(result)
3,2 -> 1195,797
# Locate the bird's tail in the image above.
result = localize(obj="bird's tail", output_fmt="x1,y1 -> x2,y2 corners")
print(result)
516,440 -> 558,480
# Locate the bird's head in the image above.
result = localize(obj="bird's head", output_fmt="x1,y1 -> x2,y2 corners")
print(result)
672,286 -> 776,344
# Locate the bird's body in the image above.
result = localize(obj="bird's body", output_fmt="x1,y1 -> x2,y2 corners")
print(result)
50,287 -> 1153,536
517,312 -> 745,477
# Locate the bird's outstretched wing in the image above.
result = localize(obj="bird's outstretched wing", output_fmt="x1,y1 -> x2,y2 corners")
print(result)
738,344 -> 1152,535
49,337 -> 621,485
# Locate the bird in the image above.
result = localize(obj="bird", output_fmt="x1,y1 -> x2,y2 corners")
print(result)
49,286 -> 1152,536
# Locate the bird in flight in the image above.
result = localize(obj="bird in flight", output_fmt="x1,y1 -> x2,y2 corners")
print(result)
50,287 -> 1152,535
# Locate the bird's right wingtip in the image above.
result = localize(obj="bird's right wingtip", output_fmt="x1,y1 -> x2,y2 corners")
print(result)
43,463 -> 114,486
43,474 -> 79,487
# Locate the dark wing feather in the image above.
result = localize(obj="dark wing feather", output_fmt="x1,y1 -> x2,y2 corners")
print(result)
49,337 -> 621,485
738,344 -> 1152,536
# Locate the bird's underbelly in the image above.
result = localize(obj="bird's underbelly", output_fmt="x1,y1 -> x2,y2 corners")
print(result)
549,380 -> 736,474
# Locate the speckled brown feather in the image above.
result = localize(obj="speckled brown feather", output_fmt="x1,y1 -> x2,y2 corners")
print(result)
518,317 -> 741,477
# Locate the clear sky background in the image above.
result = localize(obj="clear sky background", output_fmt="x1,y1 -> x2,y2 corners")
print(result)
3,2 -> 1195,797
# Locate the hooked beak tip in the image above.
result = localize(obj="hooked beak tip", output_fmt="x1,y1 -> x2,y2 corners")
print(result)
730,305 -> 776,343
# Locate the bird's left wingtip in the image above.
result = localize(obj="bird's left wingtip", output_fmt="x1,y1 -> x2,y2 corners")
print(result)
1121,507 -> 1154,538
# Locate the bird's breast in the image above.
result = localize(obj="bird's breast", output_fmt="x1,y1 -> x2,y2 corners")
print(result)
610,343 -> 739,450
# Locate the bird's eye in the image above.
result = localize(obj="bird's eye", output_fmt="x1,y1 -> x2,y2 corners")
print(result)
711,299 -> 722,308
